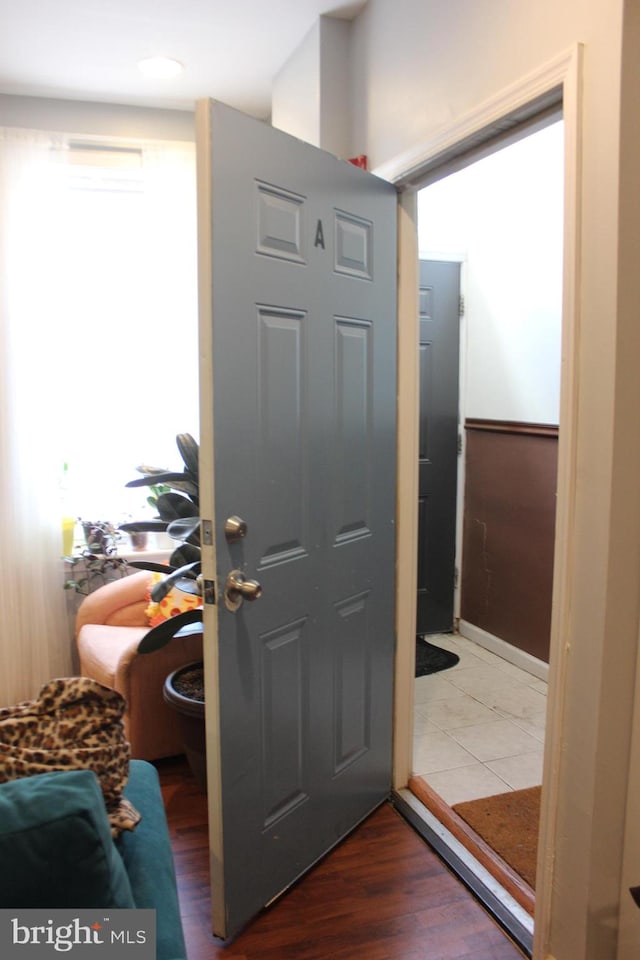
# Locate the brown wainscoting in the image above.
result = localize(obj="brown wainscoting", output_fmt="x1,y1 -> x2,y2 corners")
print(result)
461,418 -> 559,663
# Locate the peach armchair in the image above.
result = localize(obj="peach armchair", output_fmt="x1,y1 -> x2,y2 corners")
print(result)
75,570 -> 203,761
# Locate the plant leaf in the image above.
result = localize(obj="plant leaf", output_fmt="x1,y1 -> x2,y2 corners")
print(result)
138,609 -> 203,654
119,520 -> 168,533
174,622 -> 204,638
167,516 -> 200,543
165,478 -> 199,500
135,464 -> 169,476
150,561 -> 201,601
156,492 -> 198,522
170,543 -> 201,568
176,433 -> 199,480
126,472 -> 196,490
175,577 -> 203,596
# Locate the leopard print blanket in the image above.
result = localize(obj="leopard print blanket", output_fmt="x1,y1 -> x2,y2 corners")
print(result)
0,677 -> 140,837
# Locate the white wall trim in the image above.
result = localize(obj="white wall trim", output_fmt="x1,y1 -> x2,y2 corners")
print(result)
533,43 -> 582,960
194,98 -> 226,937
458,620 -> 549,682
393,191 -> 419,789
454,259 -> 468,624
372,49 -> 572,186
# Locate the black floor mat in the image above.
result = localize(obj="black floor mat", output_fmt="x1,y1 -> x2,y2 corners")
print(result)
415,637 -> 460,677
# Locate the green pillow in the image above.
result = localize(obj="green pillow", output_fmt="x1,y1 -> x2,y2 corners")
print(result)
0,769 -> 135,909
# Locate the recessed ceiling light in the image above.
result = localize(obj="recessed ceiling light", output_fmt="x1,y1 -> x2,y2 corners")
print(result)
138,57 -> 183,79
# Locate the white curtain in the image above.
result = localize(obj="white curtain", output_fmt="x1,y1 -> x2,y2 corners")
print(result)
0,128 -> 72,705
0,129 -> 198,707
58,139 -> 199,523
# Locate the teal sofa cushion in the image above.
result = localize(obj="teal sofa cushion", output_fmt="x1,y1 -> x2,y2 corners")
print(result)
0,769 -> 135,909
118,760 -> 187,960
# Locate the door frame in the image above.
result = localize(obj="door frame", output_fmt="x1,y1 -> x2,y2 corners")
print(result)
385,45 -> 582,960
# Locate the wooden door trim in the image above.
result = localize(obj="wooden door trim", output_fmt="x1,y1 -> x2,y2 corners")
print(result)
195,96 -> 226,936
392,190 -> 419,789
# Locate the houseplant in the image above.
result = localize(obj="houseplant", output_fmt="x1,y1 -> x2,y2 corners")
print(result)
119,432 -> 203,650
64,520 -> 130,596
120,433 -> 206,784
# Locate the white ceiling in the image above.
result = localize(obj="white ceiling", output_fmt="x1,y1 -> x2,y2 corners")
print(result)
0,0 -> 366,118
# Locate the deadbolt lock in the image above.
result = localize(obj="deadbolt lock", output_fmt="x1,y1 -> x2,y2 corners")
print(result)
224,515 -> 248,543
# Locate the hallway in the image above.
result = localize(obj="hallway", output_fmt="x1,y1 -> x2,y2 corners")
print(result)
413,634 -> 546,806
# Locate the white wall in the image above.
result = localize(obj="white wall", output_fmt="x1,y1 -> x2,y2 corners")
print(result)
0,93 -> 194,140
272,15 -> 351,158
272,21 -> 321,146
350,0 -> 611,170
418,121 -> 564,426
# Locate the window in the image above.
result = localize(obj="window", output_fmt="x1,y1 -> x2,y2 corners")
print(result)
0,128 -> 197,703
55,138 -> 199,528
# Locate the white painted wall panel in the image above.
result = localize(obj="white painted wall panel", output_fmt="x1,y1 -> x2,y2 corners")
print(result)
418,121 -> 564,425
272,21 -> 321,146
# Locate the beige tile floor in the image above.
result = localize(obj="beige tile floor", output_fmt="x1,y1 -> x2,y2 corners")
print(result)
413,633 -> 547,807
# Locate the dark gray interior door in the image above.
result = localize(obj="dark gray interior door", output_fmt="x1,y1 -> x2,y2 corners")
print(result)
197,99 -> 398,940
416,260 -> 461,635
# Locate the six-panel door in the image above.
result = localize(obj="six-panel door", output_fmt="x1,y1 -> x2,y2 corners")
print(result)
196,99 -> 397,939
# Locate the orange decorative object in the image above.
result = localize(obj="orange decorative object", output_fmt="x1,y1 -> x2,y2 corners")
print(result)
145,571 -> 203,627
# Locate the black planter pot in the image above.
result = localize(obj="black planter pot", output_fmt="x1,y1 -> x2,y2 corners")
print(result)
163,661 -> 206,791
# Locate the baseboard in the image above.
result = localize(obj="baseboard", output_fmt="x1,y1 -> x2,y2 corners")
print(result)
458,620 -> 549,682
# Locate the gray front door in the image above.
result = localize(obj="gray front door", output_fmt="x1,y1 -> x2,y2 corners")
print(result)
196,100 -> 397,939
416,260 -> 461,635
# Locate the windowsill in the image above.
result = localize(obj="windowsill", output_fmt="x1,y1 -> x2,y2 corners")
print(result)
120,548 -> 172,565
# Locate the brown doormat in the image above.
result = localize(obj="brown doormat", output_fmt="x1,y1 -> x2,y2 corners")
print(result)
452,786 -> 541,889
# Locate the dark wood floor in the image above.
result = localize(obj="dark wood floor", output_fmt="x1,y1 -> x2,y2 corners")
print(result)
157,758 -> 525,960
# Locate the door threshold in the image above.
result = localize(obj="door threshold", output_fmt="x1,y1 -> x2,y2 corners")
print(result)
409,775 -> 536,916
392,787 -> 534,957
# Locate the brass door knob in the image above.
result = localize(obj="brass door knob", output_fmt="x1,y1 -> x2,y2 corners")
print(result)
224,569 -> 262,611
